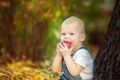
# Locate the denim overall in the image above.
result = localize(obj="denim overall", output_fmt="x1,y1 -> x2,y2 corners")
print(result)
59,47 -> 87,80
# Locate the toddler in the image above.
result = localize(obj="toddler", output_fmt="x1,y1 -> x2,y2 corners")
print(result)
52,16 -> 93,80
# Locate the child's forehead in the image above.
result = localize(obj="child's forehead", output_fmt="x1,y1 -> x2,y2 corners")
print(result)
61,22 -> 85,33
61,22 -> 82,30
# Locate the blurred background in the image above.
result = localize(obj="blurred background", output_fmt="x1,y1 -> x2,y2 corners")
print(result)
0,0 -> 116,63
0,0 -> 116,79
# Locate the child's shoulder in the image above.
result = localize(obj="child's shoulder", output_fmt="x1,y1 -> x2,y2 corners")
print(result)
75,46 -> 90,56
77,46 -> 89,52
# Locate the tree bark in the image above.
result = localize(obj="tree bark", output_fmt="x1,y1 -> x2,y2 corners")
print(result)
94,0 -> 120,80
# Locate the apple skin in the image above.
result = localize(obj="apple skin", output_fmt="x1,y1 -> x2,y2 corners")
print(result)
62,41 -> 72,49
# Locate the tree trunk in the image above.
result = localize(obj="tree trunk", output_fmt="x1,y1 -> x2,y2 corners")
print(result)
0,0 -> 18,61
94,0 -> 120,80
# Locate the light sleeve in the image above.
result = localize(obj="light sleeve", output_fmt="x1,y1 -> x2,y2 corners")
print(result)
73,49 -> 91,68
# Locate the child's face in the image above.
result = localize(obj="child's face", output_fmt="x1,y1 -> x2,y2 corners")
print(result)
61,22 -> 84,50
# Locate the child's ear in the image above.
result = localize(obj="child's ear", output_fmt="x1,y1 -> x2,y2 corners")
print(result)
80,33 -> 86,42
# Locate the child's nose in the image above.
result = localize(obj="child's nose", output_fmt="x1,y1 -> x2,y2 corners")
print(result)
64,34 -> 70,38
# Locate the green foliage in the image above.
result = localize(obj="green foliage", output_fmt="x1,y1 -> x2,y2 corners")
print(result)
0,0 -> 115,61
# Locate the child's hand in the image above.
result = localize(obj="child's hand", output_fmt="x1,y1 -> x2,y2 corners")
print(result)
56,43 -> 62,57
57,42 -> 73,57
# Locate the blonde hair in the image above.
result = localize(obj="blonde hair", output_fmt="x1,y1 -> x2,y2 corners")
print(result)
62,16 -> 85,33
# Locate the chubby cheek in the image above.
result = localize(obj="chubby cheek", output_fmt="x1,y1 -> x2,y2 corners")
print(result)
72,40 -> 80,49
72,42 -> 78,49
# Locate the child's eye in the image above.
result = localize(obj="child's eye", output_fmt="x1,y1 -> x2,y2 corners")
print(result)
61,33 -> 65,36
70,33 -> 74,35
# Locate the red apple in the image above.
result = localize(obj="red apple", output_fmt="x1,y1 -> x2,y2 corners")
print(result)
62,41 -> 71,49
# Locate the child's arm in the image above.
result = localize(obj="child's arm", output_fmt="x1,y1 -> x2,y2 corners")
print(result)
58,43 -> 83,76
63,55 -> 83,76
52,53 -> 62,74
52,43 -> 62,74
